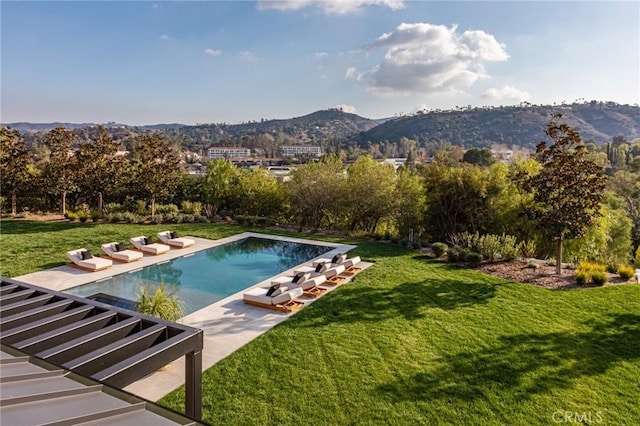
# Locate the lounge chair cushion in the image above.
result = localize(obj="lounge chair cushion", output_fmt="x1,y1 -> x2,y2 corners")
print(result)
266,284 -> 280,297
293,272 -> 310,284
299,275 -> 326,290
271,287 -> 286,297
343,256 -> 361,269
80,250 -> 93,260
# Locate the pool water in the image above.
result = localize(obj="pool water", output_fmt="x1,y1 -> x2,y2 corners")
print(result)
65,237 -> 332,316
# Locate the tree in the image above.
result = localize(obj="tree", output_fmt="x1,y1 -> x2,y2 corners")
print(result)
42,127 -> 78,214
609,170 -> 640,251
235,168 -> 285,217
0,127 -> 32,215
129,134 -> 181,218
463,147 -> 495,167
344,155 -> 397,232
394,168 -> 426,237
202,159 -> 241,216
75,125 -> 121,211
286,154 -> 344,231
519,115 -> 606,274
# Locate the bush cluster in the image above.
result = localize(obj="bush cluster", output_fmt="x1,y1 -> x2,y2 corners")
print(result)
447,232 -> 530,263
575,262 -> 608,286
617,264 -> 635,280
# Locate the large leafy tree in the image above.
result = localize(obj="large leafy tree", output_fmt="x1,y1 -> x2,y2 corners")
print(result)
609,169 -> 640,251
235,168 -> 285,217
520,114 -> 606,274
129,133 -> 181,217
286,154 -> 344,232
421,162 -> 508,241
43,127 -> 78,214
202,159 -> 241,216
344,155 -> 397,232
0,127 -> 32,215
75,125 -> 121,211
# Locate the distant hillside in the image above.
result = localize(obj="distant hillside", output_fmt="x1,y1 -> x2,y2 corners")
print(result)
355,102 -> 640,148
5,122 -> 103,132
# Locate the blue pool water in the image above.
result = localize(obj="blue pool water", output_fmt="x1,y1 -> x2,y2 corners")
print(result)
65,237 -> 332,315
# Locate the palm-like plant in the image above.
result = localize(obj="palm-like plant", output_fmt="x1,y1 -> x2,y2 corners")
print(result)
137,283 -> 184,321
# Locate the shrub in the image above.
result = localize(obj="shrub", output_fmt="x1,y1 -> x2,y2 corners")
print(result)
591,271 -> 608,285
384,231 -> 391,241
635,246 -> 640,268
151,214 -> 164,224
135,200 -> 147,215
465,251 -> 483,265
90,209 -> 101,222
432,242 -> 448,258
447,246 -> 466,262
519,240 -> 537,258
400,238 -> 409,247
137,283 -> 184,321
103,203 -> 124,214
181,200 -> 202,216
155,203 -> 179,215
391,236 -> 399,244
77,210 -> 89,223
195,214 -> 209,223
412,240 -> 422,250
181,214 -> 195,223
618,264 -> 635,280
575,261 -> 607,285
575,271 -> 588,286
373,234 -> 383,241
65,211 -> 78,221
527,259 -> 539,269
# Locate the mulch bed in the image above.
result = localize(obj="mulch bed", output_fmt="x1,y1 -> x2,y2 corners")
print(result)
473,259 -> 632,290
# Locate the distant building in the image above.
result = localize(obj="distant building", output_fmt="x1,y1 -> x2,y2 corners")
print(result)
280,145 -> 322,157
208,147 -> 251,160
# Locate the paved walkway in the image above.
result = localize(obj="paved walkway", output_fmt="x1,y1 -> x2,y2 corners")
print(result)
13,232 -> 370,402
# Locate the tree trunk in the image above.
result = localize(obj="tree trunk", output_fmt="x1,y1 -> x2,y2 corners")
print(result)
98,192 -> 103,213
11,192 -> 17,216
62,191 -> 67,215
556,235 -> 563,275
151,198 -> 156,218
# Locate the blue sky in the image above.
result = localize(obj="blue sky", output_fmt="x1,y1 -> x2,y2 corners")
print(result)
2,1 -> 638,125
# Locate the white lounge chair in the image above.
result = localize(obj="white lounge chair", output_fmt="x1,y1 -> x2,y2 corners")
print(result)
294,263 -> 346,279
312,255 -> 362,276
66,248 -> 113,272
101,242 -> 144,263
271,274 -> 328,298
157,231 -> 195,248
635,269 -> 640,283
243,286 -> 304,313
130,236 -> 171,255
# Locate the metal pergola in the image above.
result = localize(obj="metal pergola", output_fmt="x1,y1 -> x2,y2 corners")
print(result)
0,277 -> 203,420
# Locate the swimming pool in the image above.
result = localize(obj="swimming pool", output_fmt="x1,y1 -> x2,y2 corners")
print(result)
65,237 -> 333,315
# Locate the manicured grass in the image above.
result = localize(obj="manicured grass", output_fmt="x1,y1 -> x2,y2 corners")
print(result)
2,220 -> 639,425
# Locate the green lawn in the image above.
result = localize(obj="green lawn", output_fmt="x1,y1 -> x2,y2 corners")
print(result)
2,220 -> 639,425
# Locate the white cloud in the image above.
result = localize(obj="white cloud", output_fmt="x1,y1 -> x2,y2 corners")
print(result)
348,22 -> 509,95
204,48 -> 223,56
482,85 -> 530,102
159,34 -> 169,40
335,104 -> 358,113
239,50 -> 258,61
257,0 -> 404,15
315,52 -> 329,58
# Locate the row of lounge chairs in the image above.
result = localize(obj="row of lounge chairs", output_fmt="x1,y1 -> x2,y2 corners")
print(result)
243,254 -> 363,313
66,231 -> 195,272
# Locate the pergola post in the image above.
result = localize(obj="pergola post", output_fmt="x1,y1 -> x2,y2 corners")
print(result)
185,349 -> 202,420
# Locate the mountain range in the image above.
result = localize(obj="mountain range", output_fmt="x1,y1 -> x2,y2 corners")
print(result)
5,102 -> 639,150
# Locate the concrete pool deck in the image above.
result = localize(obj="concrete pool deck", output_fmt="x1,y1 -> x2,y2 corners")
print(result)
12,232 -> 371,402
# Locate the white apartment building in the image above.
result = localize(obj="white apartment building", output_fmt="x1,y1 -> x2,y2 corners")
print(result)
208,147 -> 251,160
280,145 -> 323,157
